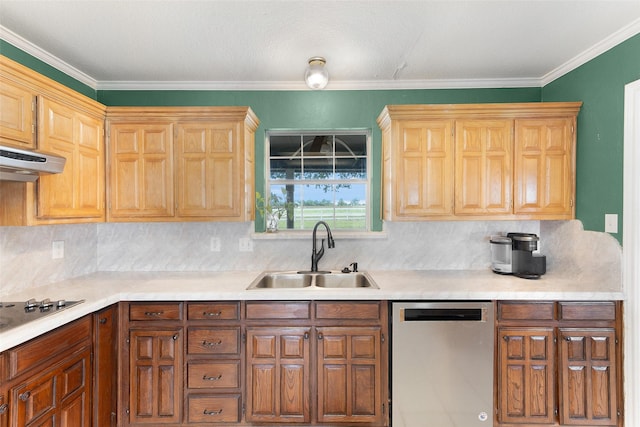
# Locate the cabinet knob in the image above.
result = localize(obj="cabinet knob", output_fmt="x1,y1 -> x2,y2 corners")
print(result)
99,317 -> 107,324
19,391 -> 31,401
503,335 -> 509,342
172,334 -> 179,341
318,332 -> 324,340
0,403 -> 7,414
304,331 -> 309,340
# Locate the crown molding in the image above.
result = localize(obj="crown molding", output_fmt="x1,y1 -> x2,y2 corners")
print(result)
95,77 -> 542,91
2,19 -> 638,92
541,17 -> 640,86
0,25 -> 98,89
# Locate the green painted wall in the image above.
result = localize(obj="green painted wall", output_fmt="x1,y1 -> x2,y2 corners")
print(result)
0,40 -> 97,99
543,34 -> 640,243
98,88 -> 541,231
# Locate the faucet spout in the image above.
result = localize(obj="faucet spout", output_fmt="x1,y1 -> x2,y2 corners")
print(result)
311,221 -> 335,272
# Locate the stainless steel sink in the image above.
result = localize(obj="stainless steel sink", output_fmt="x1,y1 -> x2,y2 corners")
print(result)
247,271 -> 378,290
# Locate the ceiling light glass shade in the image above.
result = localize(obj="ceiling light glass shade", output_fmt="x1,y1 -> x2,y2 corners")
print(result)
304,57 -> 329,90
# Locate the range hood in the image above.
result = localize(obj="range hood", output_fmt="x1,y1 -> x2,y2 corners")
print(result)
0,144 -> 66,182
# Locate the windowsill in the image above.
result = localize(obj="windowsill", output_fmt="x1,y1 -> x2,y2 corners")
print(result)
251,230 -> 388,240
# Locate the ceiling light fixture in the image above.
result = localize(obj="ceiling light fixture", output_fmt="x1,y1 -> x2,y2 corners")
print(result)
304,57 -> 329,90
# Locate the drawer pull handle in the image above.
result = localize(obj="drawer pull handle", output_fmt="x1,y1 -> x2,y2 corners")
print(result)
203,374 -> 223,381
202,339 -> 223,347
19,391 -> 31,401
203,408 -> 223,416
144,311 -> 164,317
204,311 -> 222,317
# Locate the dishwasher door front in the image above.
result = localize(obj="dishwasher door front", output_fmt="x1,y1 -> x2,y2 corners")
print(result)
391,301 -> 494,427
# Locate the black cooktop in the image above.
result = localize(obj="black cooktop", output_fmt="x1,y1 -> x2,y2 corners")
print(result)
0,299 -> 84,331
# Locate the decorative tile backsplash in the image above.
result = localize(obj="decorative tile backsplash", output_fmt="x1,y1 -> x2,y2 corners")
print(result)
0,219 -> 621,296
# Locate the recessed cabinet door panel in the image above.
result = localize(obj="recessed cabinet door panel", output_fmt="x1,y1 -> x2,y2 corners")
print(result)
109,123 -> 174,218
0,76 -> 35,147
128,329 -> 182,424
246,327 -> 310,423
317,327 -> 382,424
558,328 -> 618,426
498,328 -> 555,424
176,123 -> 239,218
455,119 -> 512,214
514,118 -> 575,217
396,120 -> 453,217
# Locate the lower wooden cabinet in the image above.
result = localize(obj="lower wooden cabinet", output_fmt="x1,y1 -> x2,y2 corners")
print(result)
0,316 -> 93,427
93,304 -> 118,427
496,301 -> 622,427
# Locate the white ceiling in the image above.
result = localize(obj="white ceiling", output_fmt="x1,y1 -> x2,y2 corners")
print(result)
1,0 -> 639,91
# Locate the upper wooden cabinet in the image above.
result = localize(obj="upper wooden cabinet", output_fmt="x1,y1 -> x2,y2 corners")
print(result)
0,55 -> 106,226
106,107 -> 259,222
377,102 -> 582,220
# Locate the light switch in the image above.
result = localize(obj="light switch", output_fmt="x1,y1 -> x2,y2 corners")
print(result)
605,214 -> 618,233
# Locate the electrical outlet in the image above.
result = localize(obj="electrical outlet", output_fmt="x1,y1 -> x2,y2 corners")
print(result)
605,214 -> 618,233
238,237 -> 254,252
210,237 -> 221,252
52,240 -> 64,259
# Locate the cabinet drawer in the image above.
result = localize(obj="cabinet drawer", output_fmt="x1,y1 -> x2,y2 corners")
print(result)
129,302 -> 183,321
187,328 -> 240,355
558,301 -> 616,321
246,302 -> 311,319
498,301 -> 555,320
188,302 -> 239,321
316,302 -> 380,320
8,316 -> 91,379
187,395 -> 241,423
188,362 -> 240,389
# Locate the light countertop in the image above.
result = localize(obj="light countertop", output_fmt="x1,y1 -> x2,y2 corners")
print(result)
0,269 -> 623,352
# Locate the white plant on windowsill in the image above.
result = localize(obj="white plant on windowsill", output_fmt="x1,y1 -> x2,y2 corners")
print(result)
255,189 -> 295,233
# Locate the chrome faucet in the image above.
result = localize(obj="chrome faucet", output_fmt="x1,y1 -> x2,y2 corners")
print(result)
311,221 -> 335,272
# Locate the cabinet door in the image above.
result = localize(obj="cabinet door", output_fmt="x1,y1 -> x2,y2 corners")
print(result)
455,119 -> 512,215
245,327 -> 310,423
558,328 -> 618,426
128,329 -> 182,425
395,120 -> 454,217
108,123 -> 174,219
514,118 -> 575,217
37,96 -> 104,219
58,347 -> 92,427
93,305 -> 118,427
316,326 -> 383,424
498,327 -> 555,424
175,122 -> 240,218
0,76 -> 35,147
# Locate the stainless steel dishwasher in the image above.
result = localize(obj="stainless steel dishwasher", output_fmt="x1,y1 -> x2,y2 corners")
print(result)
391,301 -> 494,427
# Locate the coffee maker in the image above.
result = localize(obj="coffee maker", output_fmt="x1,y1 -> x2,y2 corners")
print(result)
490,232 -> 546,279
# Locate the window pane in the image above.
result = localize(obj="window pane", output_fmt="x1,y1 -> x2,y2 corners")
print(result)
266,130 -> 369,231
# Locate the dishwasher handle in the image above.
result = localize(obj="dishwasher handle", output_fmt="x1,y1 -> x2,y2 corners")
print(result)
401,307 -> 487,322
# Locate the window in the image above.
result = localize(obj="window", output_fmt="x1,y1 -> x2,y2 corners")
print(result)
265,130 -> 370,231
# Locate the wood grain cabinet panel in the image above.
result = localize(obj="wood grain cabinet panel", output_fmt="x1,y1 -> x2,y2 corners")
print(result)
558,328 -> 618,426
245,327 -> 311,424
127,329 -> 182,425
37,96 -> 104,220
514,117 -> 576,218
455,119 -> 512,215
498,327 -> 556,424
316,327 -> 382,424
0,75 -> 35,147
93,304 -> 118,427
108,123 -> 174,219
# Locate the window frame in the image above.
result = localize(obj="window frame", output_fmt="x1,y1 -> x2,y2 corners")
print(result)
263,129 -> 372,232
